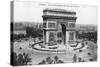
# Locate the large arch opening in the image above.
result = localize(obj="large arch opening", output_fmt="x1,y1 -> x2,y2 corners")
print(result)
60,24 -> 66,44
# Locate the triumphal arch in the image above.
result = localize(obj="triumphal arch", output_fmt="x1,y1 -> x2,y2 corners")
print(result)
42,8 -> 77,48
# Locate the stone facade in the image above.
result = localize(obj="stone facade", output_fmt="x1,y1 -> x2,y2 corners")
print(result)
42,8 -> 77,48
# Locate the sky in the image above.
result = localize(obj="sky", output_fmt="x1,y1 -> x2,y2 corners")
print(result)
14,1 -> 98,25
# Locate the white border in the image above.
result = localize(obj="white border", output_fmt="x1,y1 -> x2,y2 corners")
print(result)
0,0 -> 99,67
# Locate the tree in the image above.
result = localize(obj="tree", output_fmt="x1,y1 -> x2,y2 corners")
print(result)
46,56 -> 53,64
54,56 -> 64,64
11,52 -> 32,66
26,27 -> 43,38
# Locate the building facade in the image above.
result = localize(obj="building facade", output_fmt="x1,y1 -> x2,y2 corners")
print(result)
42,8 -> 77,48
